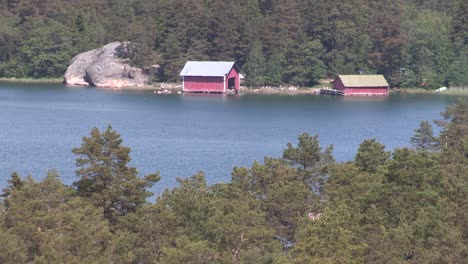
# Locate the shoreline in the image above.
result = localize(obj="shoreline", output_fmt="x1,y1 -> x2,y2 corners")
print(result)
0,78 -> 63,84
118,85 -> 468,96
390,87 -> 468,95
1,78 -> 467,96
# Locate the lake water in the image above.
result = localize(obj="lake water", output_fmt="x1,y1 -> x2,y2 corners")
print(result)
0,83 -> 460,196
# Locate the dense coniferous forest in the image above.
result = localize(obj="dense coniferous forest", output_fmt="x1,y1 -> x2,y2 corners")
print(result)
0,0 -> 466,88
0,101 -> 467,263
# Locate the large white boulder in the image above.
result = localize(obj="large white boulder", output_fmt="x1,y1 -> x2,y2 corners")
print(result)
64,42 -> 149,88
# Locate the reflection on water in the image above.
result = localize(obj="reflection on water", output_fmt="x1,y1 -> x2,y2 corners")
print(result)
341,95 -> 388,102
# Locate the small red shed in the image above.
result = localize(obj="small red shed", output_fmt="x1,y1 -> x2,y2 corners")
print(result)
180,61 -> 240,93
333,75 -> 389,96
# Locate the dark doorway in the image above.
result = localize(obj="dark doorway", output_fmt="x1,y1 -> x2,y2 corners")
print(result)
228,77 -> 236,89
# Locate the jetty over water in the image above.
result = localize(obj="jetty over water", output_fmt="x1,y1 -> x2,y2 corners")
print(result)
320,88 -> 344,96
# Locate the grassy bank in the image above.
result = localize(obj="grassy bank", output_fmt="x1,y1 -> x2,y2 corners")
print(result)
0,77 -> 63,84
239,86 -> 321,95
391,87 -> 468,95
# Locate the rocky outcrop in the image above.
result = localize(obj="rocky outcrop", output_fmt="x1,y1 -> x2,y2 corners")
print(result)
64,42 -> 149,88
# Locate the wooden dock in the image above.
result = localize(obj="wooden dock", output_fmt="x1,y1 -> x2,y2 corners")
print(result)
320,88 -> 344,96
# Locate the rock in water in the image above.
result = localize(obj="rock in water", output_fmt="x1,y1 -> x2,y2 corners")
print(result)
64,42 -> 149,88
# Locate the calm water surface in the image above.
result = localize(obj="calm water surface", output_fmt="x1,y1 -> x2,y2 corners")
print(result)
0,83 -> 460,196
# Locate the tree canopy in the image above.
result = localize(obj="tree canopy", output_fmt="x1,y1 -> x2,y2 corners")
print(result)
72,125 -> 160,222
0,101 -> 467,262
0,0 -> 466,88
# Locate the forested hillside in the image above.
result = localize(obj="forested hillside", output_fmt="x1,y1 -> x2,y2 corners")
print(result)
1,101 -> 466,263
0,0 -> 466,88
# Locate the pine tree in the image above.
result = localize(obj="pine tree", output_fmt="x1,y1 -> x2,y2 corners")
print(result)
243,40 -> 266,87
1,172 -> 24,209
283,133 -> 334,171
410,120 -> 437,150
72,125 -> 160,222
1,171 -> 124,262
355,139 -> 390,173
264,51 -> 286,87
286,40 -> 326,86
436,100 -> 468,154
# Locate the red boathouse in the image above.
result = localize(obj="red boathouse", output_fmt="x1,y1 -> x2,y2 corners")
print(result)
333,75 -> 389,96
180,61 -> 240,93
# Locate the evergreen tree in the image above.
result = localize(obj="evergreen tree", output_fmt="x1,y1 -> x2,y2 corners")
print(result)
283,133 -> 334,171
292,204 -> 366,263
72,125 -> 160,222
232,158 -> 311,242
207,0 -> 240,61
286,40 -> 326,86
403,9 -> 453,88
264,51 -> 286,87
1,171 -> 127,262
436,100 -> 468,154
367,0 -> 405,86
355,139 -> 390,173
0,0 -> 465,87
243,40 -> 266,87
0,225 -> 27,264
410,120 -> 438,150
1,172 -> 24,209
0,101 -> 467,262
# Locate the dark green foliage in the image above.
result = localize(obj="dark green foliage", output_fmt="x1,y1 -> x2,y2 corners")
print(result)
292,204 -> 366,263
286,40 -> 327,87
367,0 -> 406,86
283,133 -> 334,171
403,8 -> 454,88
411,120 -> 438,150
243,40 -> 266,87
0,221 -> 27,263
72,125 -> 160,222
115,172 -> 284,263
0,0 -> 465,87
436,100 -> 468,155
264,51 -> 286,87
283,133 -> 334,196
232,158 -> 310,241
1,172 -> 23,209
227,134 -> 334,244
0,171 -> 122,262
355,138 -> 390,173
0,102 -> 467,262
294,102 -> 468,262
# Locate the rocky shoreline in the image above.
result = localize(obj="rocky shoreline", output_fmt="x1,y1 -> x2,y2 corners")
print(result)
59,42 -> 467,96
63,42 -> 150,88
3,78 -> 466,96
105,83 -> 324,96
60,42 -> 327,95
239,86 -> 322,95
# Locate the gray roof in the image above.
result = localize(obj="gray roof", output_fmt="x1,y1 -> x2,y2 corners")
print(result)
338,75 -> 389,87
180,61 -> 236,77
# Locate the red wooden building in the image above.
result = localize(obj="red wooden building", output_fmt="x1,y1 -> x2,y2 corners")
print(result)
333,75 -> 389,96
180,61 -> 240,93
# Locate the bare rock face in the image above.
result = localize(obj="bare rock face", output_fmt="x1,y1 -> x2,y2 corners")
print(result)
64,42 -> 149,88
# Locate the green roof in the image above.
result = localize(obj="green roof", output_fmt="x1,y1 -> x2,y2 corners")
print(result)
337,75 -> 389,87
